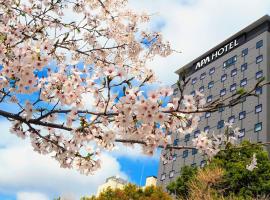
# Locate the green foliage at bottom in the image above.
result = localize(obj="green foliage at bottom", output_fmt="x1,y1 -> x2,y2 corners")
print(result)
82,184 -> 172,200
166,141 -> 270,200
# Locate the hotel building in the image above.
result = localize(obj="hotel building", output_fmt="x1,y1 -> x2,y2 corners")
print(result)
157,15 -> 270,188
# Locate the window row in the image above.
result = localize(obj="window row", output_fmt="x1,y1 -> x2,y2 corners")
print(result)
191,53 -> 263,85
191,71 -> 263,96
193,118 -> 262,138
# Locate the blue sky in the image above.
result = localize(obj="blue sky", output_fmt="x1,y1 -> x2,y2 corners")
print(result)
1,0 -> 270,200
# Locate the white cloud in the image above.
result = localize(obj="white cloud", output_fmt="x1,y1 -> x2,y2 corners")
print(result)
129,0 -> 270,85
17,192 -> 49,200
0,121 -> 127,199
112,144 -> 160,161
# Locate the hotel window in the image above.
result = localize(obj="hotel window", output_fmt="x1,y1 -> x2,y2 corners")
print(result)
207,95 -> 212,103
169,170 -> 174,178
208,81 -> 214,89
256,55 -> 263,64
199,86 -> 204,93
200,160 -> 206,167
242,48 -> 248,57
204,126 -> 210,133
194,130 -> 200,138
173,139 -> 179,146
209,67 -> 215,75
190,90 -> 195,96
161,173 -> 166,181
256,40 -> 263,49
192,78 -> 197,85
256,70 -> 263,79
223,55 -> 237,68
255,87 -> 262,95
183,150 -> 189,158
238,129 -> 245,138
173,154 -> 177,161
254,122 -> 262,132
240,78 -> 247,87
184,134 -> 190,142
231,68 -> 237,77
205,112 -> 211,118
173,88 -> 178,95
230,83 -> 236,92
191,163 -> 197,167
255,104 -> 262,113
241,63 -> 247,71
220,88 -> 226,97
200,72 -> 206,80
217,120 -> 224,129
221,74 -> 227,82
239,111 -> 246,120
218,106 -> 224,112
228,116 -> 235,124
192,148 -> 198,155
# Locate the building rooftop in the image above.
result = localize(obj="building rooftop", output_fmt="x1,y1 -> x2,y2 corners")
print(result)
175,15 -> 270,75
105,176 -> 128,185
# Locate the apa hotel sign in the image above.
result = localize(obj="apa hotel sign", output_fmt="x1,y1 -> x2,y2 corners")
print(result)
193,34 -> 246,71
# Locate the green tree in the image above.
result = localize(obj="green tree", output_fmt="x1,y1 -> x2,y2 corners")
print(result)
167,141 -> 270,200
83,184 -> 172,200
210,141 -> 270,199
166,166 -> 198,199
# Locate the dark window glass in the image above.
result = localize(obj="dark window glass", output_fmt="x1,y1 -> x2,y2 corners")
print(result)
183,150 -> 189,158
256,40 -> 263,49
221,74 -> 227,82
192,78 -> 197,84
256,71 -> 263,79
218,106 -> 224,112
231,68 -> 237,77
254,122 -> 262,132
207,95 -> 212,103
228,116 -> 235,124
239,111 -> 246,120
255,87 -> 262,95
242,48 -> 248,56
173,88 -> 178,95
169,170 -> 174,178
204,126 -> 210,132
230,83 -> 236,92
205,112 -> 211,118
238,129 -> 245,138
241,63 -> 248,71
192,148 -> 198,155
240,78 -> 247,87
173,139 -> 179,146
173,154 -> 177,161
217,120 -> 224,129
208,81 -> 214,89
223,56 -> 237,68
256,55 -> 263,64
220,88 -> 226,96
199,86 -> 204,93
209,67 -> 215,75
161,173 -> 166,181
255,104 -> 262,113
200,160 -> 206,167
191,163 -> 197,167
200,72 -> 206,80
194,130 -> 200,138
184,134 -> 190,142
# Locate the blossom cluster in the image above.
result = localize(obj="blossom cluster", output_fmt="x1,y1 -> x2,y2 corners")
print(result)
192,122 -> 242,159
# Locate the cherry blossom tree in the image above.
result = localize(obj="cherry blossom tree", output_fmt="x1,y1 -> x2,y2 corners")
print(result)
0,0 -> 268,175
